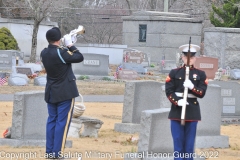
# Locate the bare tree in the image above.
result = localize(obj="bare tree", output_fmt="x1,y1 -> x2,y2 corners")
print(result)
1,0 -> 60,62
65,0 -> 128,44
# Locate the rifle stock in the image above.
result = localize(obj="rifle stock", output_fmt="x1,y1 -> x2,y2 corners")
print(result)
180,37 -> 191,126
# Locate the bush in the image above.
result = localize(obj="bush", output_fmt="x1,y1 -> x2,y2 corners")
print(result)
102,77 -> 111,81
0,27 -> 19,50
150,64 -> 155,67
78,75 -> 90,80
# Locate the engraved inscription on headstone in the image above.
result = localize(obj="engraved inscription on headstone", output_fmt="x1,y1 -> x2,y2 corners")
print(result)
83,60 -> 100,66
0,53 -> 12,68
16,67 -> 33,76
199,63 -> 214,68
223,106 -> 235,113
223,97 -> 235,105
221,89 -> 232,97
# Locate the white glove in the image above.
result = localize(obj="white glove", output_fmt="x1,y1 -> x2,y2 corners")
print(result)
63,34 -> 73,47
177,99 -> 189,107
183,79 -> 194,90
71,34 -> 77,44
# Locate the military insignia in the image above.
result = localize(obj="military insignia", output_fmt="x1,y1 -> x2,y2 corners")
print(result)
165,76 -> 171,82
205,78 -> 209,85
67,51 -> 73,55
193,74 -> 197,79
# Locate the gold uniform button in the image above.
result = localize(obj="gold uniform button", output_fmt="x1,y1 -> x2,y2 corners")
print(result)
194,79 -> 196,81
194,102 -> 197,104
172,98 -> 174,100
179,77 -> 182,79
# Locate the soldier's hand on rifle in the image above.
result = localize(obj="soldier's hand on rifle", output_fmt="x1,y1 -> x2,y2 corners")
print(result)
63,34 -> 73,47
183,79 -> 194,90
178,99 -> 189,107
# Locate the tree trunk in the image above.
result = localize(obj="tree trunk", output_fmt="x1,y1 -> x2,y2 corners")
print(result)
29,20 -> 40,63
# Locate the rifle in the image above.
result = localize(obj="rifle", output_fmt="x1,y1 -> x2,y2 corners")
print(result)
181,37 -> 191,126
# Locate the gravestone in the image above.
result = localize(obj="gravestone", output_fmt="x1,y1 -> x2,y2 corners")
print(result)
196,84 -> 229,148
122,62 -> 147,74
0,50 -> 24,71
160,85 -> 171,108
0,91 -> 72,147
114,81 -> 164,133
72,53 -> 109,76
8,74 -> 29,86
23,63 -> 42,72
209,81 -> 240,124
230,69 -> 240,80
34,76 -> 46,86
12,66 -> 34,76
117,69 -> 139,80
123,49 -> 150,67
160,60 -> 176,73
133,109 -> 205,160
0,51 -> 12,69
194,57 -> 218,79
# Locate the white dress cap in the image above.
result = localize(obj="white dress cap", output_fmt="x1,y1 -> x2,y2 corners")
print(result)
179,44 -> 200,53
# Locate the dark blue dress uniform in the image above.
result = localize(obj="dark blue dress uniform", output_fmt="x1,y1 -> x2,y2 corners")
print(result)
41,40 -> 84,158
165,65 -> 208,160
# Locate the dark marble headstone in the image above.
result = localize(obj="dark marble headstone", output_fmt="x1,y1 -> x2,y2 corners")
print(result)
13,66 -> 34,76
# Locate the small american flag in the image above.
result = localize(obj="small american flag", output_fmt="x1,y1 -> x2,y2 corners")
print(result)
0,72 -> 7,86
114,64 -> 123,79
161,55 -> 165,67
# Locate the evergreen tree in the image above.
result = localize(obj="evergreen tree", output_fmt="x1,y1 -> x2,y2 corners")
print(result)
0,27 -> 19,50
210,0 -> 240,28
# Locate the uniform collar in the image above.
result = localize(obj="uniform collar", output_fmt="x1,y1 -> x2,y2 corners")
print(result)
183,64 -> 194,69
48,44 -> 60,48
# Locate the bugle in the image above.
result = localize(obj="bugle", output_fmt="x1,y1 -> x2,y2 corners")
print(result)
61,25 -> 85,46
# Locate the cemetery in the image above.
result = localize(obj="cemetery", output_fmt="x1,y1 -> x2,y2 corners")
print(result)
0,4 -> 240,160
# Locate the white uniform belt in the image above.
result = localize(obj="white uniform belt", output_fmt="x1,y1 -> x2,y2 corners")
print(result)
175,92 -> 197,98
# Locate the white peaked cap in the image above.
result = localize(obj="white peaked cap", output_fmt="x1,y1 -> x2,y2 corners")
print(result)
179,44 -> 200,53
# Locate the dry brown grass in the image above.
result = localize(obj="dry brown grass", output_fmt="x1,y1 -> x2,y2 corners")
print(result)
0,80 -> 125,95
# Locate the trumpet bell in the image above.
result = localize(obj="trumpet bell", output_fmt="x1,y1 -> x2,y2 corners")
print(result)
76,25 -> 85,34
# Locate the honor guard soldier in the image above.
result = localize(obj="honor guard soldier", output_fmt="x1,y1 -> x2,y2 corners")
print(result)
41,27 -> 84,159
165,44 -> 208,160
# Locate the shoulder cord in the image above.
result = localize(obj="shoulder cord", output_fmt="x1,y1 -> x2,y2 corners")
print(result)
57,48 -> 66,64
